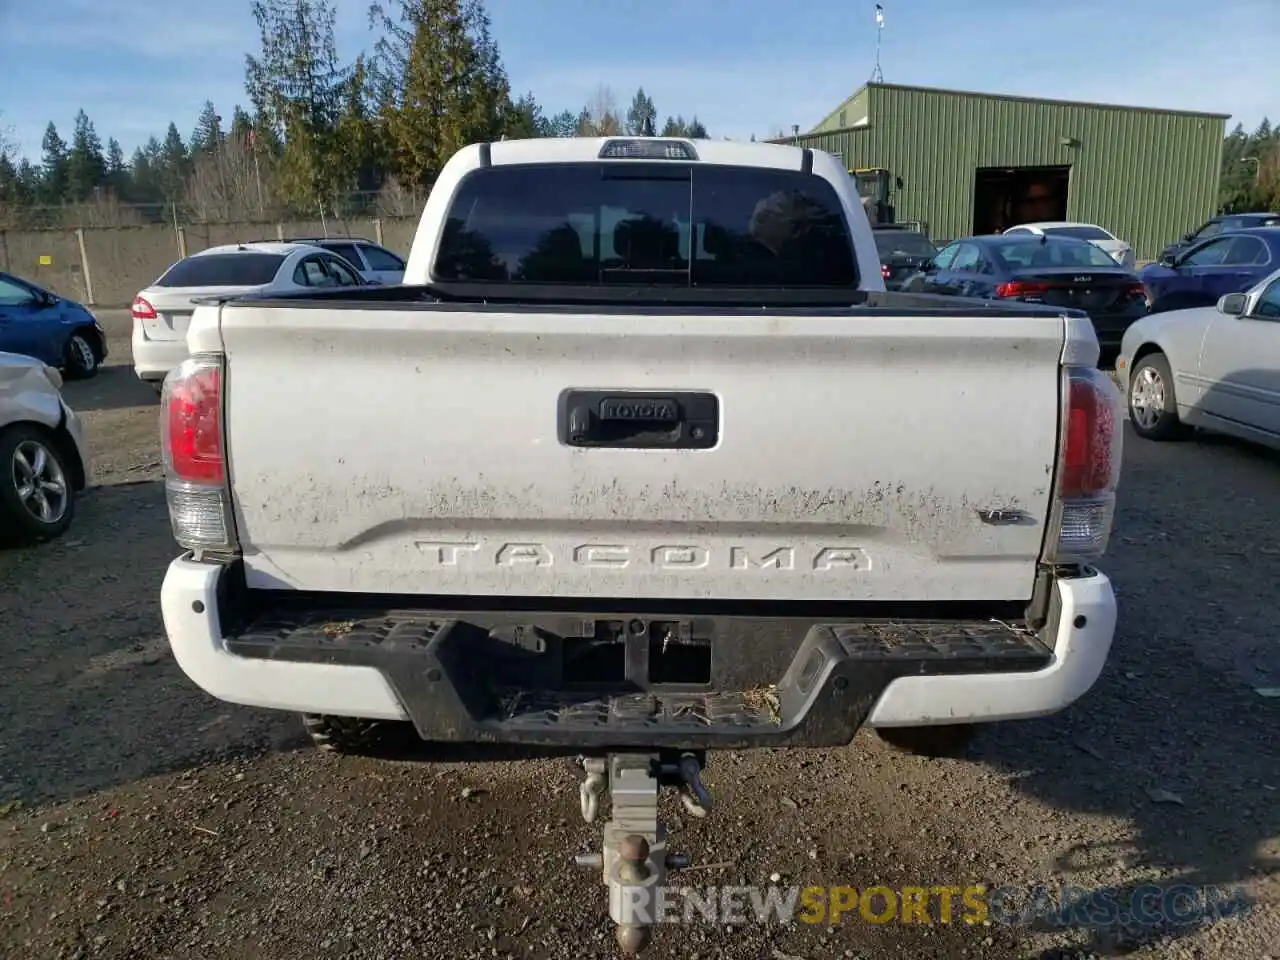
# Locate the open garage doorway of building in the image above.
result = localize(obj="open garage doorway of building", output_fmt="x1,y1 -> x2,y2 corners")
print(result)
972,165 -> 1071,234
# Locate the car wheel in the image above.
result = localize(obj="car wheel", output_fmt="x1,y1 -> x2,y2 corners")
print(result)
875,724 -> 977,758
1127,352 -> 1186,441
0,424 -> 77,546
64,331 -> 100,379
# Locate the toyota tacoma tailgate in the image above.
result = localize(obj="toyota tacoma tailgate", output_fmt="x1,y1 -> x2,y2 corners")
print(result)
219,304 -> 1063,603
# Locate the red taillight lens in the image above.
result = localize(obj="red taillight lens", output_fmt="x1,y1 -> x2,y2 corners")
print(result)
1060,371 -> 1118,498
881,264 -> 892,280
1044,366 -> 1123,562
1126,283 -> 1146,298
160,354 -> 236,552
163,363 -> 224,484
994,280 -> 1052,298
132,296 -> 157,320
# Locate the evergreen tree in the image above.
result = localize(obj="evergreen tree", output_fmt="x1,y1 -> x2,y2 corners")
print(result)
246,0 -> 350,207
191,101 -> 223,155
130,145 -> 160,202
104,138 -> 128,197
502,92 -> 544,139
17,159 -> 42,202
66,109 -> 108,201
660,115 -> 686,137
1219,116 -> 1280,213
658,114 -> 709,139
625,88 -> 657,137
159,122 -> 189,200
40,122 -> 70,202
369,0 -> 511,185
230,105 -> 255,140
105,138 -> 125,174
333,55 -> 382,194
544,109 -> 578,138
0,154 -> 20,204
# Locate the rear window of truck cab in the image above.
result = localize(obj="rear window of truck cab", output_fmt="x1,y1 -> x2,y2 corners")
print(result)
432,162 -> 858,288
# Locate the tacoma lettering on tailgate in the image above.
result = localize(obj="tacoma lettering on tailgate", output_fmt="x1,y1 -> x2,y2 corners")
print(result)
415,542 -> 871,571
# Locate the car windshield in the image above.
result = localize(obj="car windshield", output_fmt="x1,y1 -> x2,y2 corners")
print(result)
156,253 -> 285,287
1040,225 -> 1113,242
433,161 -> 858,287
873,231 -> 937,258
994,237 -> 1121,269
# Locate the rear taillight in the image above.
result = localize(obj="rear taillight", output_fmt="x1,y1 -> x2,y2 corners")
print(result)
995,280 -> 1052,298
881,264 -> 892,281
1126,283 -> 1146,299
160,355 -> 238,553
1043,366 -> 1123,563
132,296 -> 157,320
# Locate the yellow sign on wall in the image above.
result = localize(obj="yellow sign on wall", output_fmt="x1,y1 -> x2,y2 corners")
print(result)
38,255 -> 52,266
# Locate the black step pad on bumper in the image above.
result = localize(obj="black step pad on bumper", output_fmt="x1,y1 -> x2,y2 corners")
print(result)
225,609 -> 1052,749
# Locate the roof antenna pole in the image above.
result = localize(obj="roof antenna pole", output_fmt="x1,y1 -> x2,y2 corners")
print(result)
870,3 -> 885,83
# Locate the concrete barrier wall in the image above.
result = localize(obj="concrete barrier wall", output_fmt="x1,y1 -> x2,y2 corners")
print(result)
0,217 -> 421,307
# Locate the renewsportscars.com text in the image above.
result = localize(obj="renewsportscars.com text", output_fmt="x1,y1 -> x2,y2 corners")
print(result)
612,883 -> 1251,928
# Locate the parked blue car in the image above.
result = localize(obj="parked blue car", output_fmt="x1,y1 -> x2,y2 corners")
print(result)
900,233 -> 1147,351
1141,227 -> 1280,314
0,272 -> 107,378
1158,211 -> 1280,262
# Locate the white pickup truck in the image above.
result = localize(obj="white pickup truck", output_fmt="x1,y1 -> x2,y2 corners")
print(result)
159,136 -> 1121,951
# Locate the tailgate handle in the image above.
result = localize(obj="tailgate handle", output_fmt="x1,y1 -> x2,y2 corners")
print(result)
559,390 -> 719,450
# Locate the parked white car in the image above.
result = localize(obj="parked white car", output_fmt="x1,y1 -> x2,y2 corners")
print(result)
131,242 -> 367,387
1117,265 -> 1280,447
280,236 -> 406,284
1004,222 -> 1135,270
0,351 -> 90,544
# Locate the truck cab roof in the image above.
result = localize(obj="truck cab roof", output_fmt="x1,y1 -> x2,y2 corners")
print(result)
478,136 -> 815,171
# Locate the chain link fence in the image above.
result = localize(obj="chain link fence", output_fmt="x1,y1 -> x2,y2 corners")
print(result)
0,183 -> 432,232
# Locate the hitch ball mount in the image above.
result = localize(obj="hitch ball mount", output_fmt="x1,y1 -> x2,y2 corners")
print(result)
574,750 -> 712,954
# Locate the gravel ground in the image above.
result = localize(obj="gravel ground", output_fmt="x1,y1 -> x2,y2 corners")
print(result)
1,311 -> 1276,960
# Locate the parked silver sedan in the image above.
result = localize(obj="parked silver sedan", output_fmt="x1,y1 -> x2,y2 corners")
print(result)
1116,266 -> 1280,448
131,242 -> 367,388
0,351 -> 90,544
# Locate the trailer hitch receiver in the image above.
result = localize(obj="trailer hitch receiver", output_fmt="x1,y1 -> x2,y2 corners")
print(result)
573,751 -> 711,953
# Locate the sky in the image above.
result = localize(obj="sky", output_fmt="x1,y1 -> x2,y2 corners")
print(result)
2,0 -> 1278,162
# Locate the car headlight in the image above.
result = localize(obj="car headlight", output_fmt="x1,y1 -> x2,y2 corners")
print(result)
43,365 -> 63,390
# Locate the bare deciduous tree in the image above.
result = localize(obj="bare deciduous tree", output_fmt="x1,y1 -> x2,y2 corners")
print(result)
375,174 -> 424,218
183,133 -> 278,222
63,191 -> 147,228
578,85 -> 622,136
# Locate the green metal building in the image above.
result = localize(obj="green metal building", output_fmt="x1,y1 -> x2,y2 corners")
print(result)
783,83 -> 1228,260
